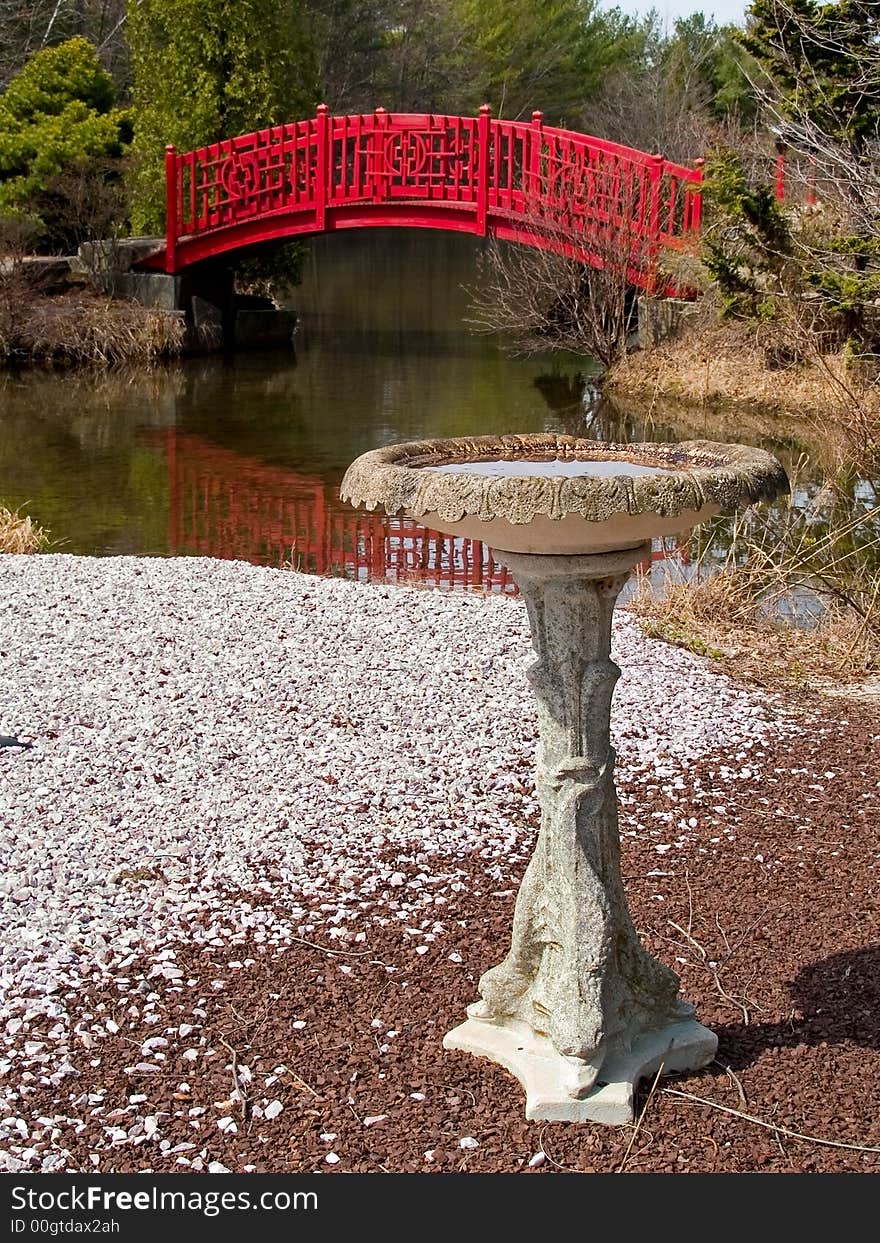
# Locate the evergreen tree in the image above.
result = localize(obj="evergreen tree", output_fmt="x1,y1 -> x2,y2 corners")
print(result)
0,37 -> 129,242
699,4 -> 880,354
301,0 -> 387,113
451,0 -> 633,124
127,0 -> 318,233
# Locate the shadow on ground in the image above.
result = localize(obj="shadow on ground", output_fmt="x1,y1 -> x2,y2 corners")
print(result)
712,945 -> 880,1070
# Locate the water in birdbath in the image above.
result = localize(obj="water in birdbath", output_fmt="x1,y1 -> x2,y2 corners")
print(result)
428,459 -> 676,478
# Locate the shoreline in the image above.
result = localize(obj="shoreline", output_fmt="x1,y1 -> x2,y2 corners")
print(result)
606,314 -> 879,427
0,287 -> 185,369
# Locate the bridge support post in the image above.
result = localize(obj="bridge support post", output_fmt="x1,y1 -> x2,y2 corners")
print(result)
690,158 -> 705,232
775,138 -> 787,203
476,104 -> 491,236
371,107 -> 389,198
646,152 -> 664,296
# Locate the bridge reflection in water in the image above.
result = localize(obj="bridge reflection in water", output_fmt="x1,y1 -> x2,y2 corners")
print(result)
161,428 -> 685,592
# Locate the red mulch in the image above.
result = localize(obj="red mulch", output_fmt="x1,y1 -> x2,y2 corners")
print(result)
14,697 -> 880,1174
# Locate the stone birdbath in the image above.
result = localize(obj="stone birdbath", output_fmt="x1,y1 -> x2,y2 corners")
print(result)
341,433 -> 789,1124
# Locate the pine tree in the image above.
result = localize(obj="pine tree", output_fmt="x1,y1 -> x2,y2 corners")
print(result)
0,37 -> 129,243
452,0 -> 632,124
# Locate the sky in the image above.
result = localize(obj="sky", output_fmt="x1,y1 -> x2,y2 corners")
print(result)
605,0 -> 749,26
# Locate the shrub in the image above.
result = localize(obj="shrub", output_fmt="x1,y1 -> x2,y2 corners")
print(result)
0,38 -> 130,248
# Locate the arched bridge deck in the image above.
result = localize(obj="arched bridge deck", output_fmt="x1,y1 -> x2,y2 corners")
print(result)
139,107 -> 703,292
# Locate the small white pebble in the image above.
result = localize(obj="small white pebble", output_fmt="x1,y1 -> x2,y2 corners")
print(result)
459,1137 -> 479,1150
325,1152 -> 340,1165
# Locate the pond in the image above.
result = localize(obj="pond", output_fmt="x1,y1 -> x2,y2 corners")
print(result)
0,229 -> 849,594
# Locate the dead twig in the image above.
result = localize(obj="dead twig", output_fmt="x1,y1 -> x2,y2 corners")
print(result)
665,920 -> 758,1025
286,934 -> 382,960
617,1061 -> 665,1173
662,1088 -> 880,1153
289,1070 -> 319,1097
711,1058 -> 748,1108
683,869 -> 694,940
217,1034 -> 249,1121
714,913 -> 732,956
537,1125 -> 582,1173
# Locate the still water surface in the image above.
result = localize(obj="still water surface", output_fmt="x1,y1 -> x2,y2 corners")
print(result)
0,230 -> 812,591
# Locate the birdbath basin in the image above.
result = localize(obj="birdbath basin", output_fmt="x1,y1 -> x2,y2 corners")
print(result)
341,433 -> 789,1124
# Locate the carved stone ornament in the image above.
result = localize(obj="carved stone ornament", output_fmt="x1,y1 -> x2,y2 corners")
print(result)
444,546 -> 717,1122
340,433 -> 788,526
341,435 -> 790,1122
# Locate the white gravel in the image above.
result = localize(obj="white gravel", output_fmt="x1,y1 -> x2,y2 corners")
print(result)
0,554 -> 794,1167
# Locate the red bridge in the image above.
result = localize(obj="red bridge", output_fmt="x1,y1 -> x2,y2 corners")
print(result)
141,106 -> 703,290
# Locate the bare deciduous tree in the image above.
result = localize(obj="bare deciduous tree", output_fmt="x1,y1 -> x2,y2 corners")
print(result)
468,235 -> 638,367
0,1 -> 128,90
467,160 -> 648,365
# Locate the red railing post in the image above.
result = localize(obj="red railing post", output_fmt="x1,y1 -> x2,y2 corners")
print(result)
315,104 -> 329,230
372,106 -> 388,197
476,103 -> 491,235
775,139 -> 786,202
164,144 -> 178,274
807,154 -> 816,206
529,110 -> 543,210
690,157 -> 705,232
646,152 -> 663,294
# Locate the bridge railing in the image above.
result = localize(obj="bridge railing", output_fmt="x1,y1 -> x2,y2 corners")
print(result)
163,107 -> 703,283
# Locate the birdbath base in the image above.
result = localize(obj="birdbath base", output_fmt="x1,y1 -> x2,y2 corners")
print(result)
442,544 -> 718,1124
443,1015 -> 717,1124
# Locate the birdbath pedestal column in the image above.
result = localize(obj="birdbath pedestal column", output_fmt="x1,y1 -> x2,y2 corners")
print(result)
341,435 -> 789,1124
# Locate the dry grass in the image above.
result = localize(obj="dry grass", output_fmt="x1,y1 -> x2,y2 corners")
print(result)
629,488 -> 880,688
0,289 -> 185,368
611,304 -> 879,691
3,293 -> 185,365
629,567 -> 877,688
0,504 -> 50,554
606,311 -> 880,425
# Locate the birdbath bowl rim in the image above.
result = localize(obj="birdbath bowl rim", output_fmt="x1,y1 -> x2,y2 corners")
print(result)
340,434 -> 790,555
